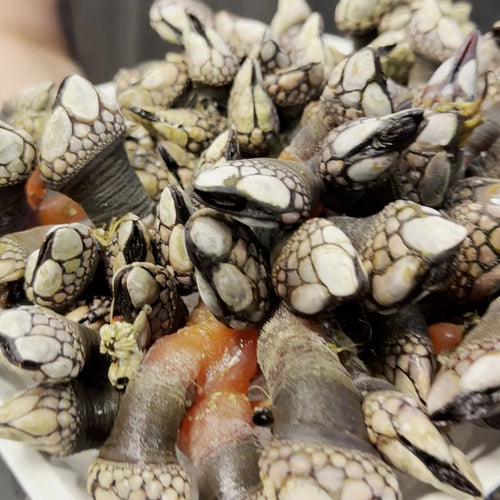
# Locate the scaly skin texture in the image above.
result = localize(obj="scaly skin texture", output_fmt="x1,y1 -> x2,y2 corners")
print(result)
39,75 -> 154,225
89,302 -> 261,500
0,379 -> 120,457
24,223 -> 99,312
0,225 -> 55,284
257,304 -> 401,500
331,328 -> 482,498
0,304 -> 100,383
366,304 -> 436,405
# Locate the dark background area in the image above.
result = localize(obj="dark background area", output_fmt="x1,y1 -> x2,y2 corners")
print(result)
61,0 -> 500,84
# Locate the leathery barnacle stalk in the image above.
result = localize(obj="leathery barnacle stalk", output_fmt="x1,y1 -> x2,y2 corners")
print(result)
177,304 -> 262,500
88,301 -> 259,500
39,75 -> 154,225
257,303 -> 401,500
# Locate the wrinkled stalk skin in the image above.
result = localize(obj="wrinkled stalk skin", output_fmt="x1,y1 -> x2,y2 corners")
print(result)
196,438 -> 263,500
98,362 -> 186,465
74,382 -> 122,452
259,305 -> 373,453
61,140 -> 154,225
0,185 -> 32,237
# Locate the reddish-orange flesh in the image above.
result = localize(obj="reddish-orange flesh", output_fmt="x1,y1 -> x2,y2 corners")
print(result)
429,322 -> 464,354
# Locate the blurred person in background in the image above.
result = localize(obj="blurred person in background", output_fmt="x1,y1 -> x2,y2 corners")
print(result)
0,0 -> 499,103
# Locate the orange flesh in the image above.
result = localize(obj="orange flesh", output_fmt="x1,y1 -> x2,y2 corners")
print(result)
25,167 -> 88,225
429,322 -> 464,354
175,302 -> 258,464
25,167 -> 45,210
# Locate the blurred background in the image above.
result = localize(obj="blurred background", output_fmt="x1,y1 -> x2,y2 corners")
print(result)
62,0 -> 500,84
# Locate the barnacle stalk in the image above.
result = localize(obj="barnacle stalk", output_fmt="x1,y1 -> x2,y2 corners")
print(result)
39,75 -> 154,225
0,379 -> 120,457
427,295 -> 500,422
24,223 -> 100,312
257,304 -> 401,500
0,304 -> 101,383
88,302 -> 255,500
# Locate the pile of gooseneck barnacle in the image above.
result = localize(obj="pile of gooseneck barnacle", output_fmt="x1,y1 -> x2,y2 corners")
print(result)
1,0 -> 500,499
